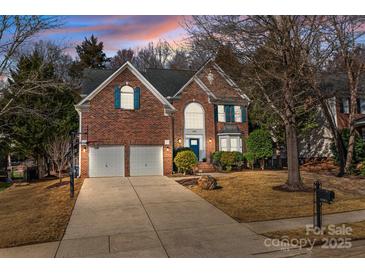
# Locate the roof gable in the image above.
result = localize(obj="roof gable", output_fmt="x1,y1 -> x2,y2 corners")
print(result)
76,62 -> 175,111
172,59 -> 250,104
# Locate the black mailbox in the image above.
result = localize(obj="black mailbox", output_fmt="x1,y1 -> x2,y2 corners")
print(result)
317,189 -> 335,204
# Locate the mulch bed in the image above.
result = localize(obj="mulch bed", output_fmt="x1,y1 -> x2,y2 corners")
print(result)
272,184 -> 313,193
176,178 -> 198,186
46,181 -> 70,189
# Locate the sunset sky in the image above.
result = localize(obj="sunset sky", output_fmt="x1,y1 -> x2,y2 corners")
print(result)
38,16 -> 188,57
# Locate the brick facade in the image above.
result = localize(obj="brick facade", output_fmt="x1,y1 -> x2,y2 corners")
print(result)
78,61 -> 249,177
79,68 -> 172,177
171,80 -> 216,162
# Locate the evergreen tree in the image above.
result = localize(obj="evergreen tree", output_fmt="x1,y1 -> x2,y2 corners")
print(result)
6,46 -> 79,177
75,34 -> 109,69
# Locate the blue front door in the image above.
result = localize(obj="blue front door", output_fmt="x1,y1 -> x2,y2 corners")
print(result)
189,138 -> 199,160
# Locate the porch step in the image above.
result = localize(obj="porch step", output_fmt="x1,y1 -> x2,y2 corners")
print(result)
195,162 -> 216,173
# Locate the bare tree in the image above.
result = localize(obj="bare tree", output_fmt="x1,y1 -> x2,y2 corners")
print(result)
46,136 -> 70,183
186,16 -> 333,190
0,16 -> 59,75
297,16 -> 347,176
134,40 -> 172,71
327,16 -> 365,173
109,48 -> 135,69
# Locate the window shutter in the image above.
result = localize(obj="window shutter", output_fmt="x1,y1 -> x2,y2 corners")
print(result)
134,87 -> 140,109
114,85 -> 120,109
230,106 -> 235,122
224,105 -> 230,122
214,105 -> 218,122
241,106 -> 247,123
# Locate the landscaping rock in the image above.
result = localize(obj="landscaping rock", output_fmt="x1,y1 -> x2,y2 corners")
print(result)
197,175 -> 218,190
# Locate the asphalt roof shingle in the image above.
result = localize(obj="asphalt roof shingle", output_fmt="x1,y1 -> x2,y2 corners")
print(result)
81,67 -> 196,98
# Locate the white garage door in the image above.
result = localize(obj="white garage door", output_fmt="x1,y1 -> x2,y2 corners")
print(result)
89,145 -> 124,177
130,145 -> 163,176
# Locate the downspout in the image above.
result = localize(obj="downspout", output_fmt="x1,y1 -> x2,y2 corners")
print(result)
76,108 -> 82,178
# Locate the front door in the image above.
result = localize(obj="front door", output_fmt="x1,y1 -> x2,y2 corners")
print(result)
189,138 -> 199,160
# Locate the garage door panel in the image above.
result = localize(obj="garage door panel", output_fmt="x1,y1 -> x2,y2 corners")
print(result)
130,146 -> 163,176
89,145 -> 124,177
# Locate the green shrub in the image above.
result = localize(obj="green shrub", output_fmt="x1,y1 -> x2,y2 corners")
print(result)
174,146 -> 193,156
212,151 -> 244,171
174,150 -> 198,174
220,152 -> 236,171
212,151 -> 223,165
246,129 -> 273,169
244,151 -> 255,169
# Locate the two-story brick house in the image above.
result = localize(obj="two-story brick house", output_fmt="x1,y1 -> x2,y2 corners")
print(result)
75,59 -> 250,177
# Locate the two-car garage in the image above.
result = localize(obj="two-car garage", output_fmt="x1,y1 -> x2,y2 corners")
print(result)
89,145 -> 163,177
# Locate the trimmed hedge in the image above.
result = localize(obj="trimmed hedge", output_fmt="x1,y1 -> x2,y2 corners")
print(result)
212,151 -> 244,171
174,150 -> 198,174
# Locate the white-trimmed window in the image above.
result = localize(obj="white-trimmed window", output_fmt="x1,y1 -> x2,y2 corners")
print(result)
120,85 -> 134,110
234,106 -> 242,122
219,136 -> 242,152
185,102 -> 204,129
220,138 -> 228,151
218,105 -> 225,122
230,137 -> 240,152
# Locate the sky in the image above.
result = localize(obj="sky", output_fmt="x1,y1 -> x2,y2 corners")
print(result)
38,16 -> 188,57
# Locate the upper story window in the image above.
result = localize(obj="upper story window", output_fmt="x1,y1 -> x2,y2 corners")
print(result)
340,98 -> 350,114
114,85 -> 140,110
217,105 -> 246,123
120,86 -> 134,110
234,106 -> 242,122
185,102 -> 204,129
218,105 -> 225,122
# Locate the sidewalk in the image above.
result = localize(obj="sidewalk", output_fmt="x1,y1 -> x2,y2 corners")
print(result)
245,209 -> 365,234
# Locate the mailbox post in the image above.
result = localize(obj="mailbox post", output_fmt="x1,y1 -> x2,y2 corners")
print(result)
313,180 -> 335,229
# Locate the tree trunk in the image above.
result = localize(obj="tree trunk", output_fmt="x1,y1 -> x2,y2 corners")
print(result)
260,159 -> 265,170
345,71 -> 359,174
285,123 -> 303,190
345,125 -> 356,173
58,168 -> 62,184
6,154 -> 12,182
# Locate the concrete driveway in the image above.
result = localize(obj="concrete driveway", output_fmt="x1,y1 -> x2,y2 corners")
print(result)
56,176 -> 303,257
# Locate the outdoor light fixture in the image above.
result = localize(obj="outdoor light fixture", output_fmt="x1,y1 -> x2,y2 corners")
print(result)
82,145 -> 87,152
209,138 -> 212,143
178,138 -> 182,144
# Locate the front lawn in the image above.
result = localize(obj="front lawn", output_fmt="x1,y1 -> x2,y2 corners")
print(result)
0,178 -> 83,248
188,170 -> 365,222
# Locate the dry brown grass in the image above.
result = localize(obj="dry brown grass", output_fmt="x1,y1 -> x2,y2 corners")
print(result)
0,178 -> 83,248
189,170 -> 365,222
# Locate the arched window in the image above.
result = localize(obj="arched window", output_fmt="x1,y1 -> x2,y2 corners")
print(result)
120,85 -> 134,109
184,102 -> 204,129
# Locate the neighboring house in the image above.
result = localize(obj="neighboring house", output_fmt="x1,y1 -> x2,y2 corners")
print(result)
336,95 -> 365,139
75,59 -> 250,177
299,90 -> 365,161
